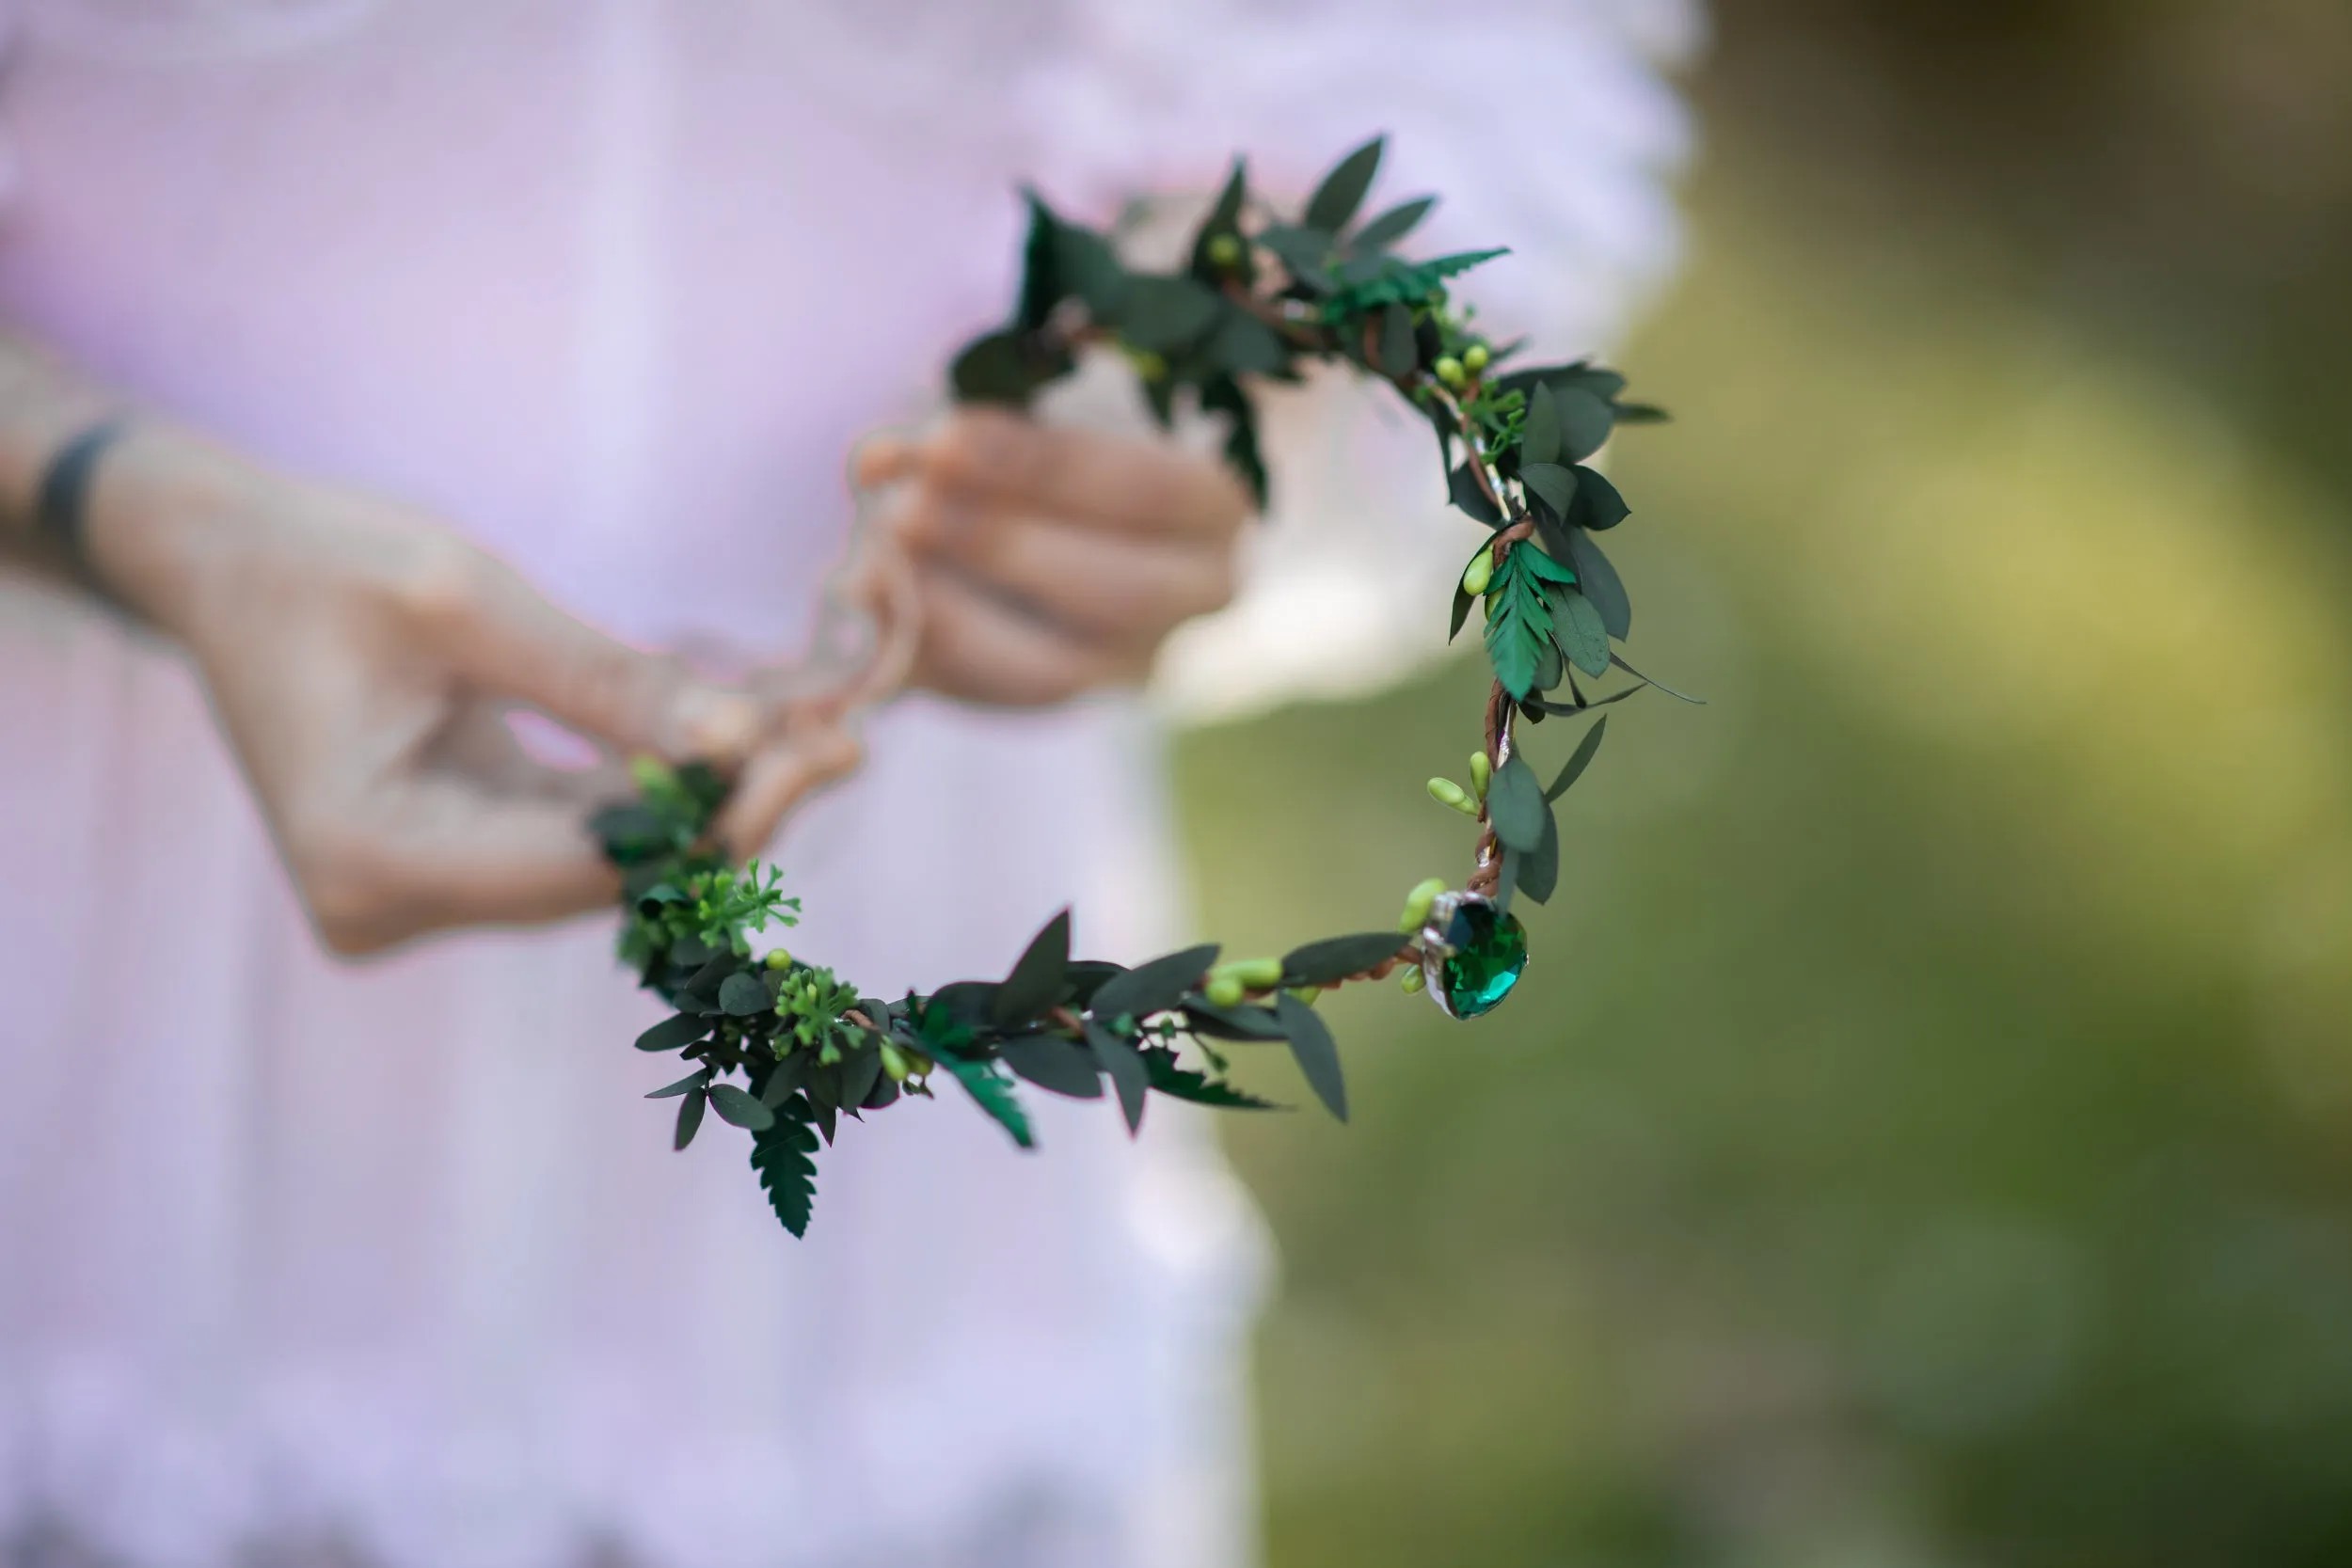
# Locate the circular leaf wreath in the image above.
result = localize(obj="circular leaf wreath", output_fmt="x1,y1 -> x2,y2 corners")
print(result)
587,136 -> 1693,1237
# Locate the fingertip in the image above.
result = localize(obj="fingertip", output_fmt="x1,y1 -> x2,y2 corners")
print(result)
852,434 -> 919,489
669,687 -> 760,765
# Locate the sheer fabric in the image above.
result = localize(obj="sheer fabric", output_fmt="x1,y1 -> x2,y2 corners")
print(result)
0,3 -> 1694,1564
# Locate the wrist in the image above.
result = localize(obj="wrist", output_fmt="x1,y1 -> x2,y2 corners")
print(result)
77,423 -> 277,642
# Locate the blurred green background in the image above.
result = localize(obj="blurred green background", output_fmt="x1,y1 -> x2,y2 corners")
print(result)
1172,5 -> 2352,1565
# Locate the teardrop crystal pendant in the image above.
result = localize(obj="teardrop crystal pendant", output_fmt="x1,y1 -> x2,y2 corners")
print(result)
1417,891 -> 1529,1019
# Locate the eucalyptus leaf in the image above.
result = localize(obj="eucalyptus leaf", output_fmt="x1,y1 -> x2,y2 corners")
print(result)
672,1087 -> 707,1151
1523,383 -> 1563,467
1450,464 -> 1502,525
1519,461 -> 1577,517
1305,135 -> 1384,232
1275,993 -> 1347,1122
1520,806 -> 1561,905
1552,587 -> 1613,678
1089,942 -> 1220,1021
1563,525 -> 1629,640
1351,195 -> 1436,250
1554,385 -> 1614,462
1569,465 -> 1630,531
950,330 -> 1041,408
837,1039 -> 884,1111
999,1033 -> 1104,1100
1084,1019 -> 1151,1132
644,1068 -> 711,1100
1182,999 -> 1290,1041
1113,276 -> 1222,353
1546,715 -> 1610,801
1281,931 -> 1410,986
634,1013 -> 710,1054
1610,652 -> 1706,703
718,973 -> 771,1018
708,1083 -> 777,1132
992,908 -> 1071,1029
1013,189 -> 1065,330
1206,308 -> 1291,377
1052,222 -> 1131,317
1486,753 -> 1549,853
1258,225 -> 1333,291
1495,847 -> 1519,920
1375,303 -> 1416,377
760,1050 -> 812,1108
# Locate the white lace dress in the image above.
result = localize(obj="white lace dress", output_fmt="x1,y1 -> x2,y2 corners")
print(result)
0,3 -> 1696,1564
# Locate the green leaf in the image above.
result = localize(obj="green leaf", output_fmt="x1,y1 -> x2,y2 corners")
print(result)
950,330 -> 1048,407
1090,943 -> 1220,1021
1519,461 -> 1577,517
1205,308 -> 1290,378
999,1033 -> 1104,1100
1375,303 -> 1416,378
1449,463 -> 1502,525
1258,225 -> 1333,291
1014,189 -> 1065,330
1562,524 -> 1629,640
708,1082 -> 776,1132
1052,221 -> 1131,317
1187,157 -> 1253,285
634,1012 -> 710,1054
1555,385 -> 1615,462
1305,135 -> 1385,232
1612,401 -> 1670,424
1546,715 -> 1610,801
1482,551 -> 1551,700
718,973 -> 770,1017
588,801 -> 674,865
760,1050 -> 811,1108
1084,1019 -> 1151,1132
1569,465 -> 1629,531
1519,806 -> 1561,905
1200,376 -> 1268,512
1611,652 -> 1706,704
644,1068 -> 711,1100
749,1100 -> 820,1237
1281,932 -> 1409,986
1112,275 -> 1222,354
1450,579 -> 1475,643
837,1039 -> 884,1112
1522,384 -> 1563,467
672,1087 -> 707,1151
992,908 -> 1071,1029
1182,999 -> 1289,1040
1142,1050 -> 1285,1111
1486,753 -> 1549,853
940,1054 -> 1036,1148
1275,992 -> 1347,1122
1351,195 -> 1436,250
1551,586 -> 1613,678
1494,846 -> 1519,920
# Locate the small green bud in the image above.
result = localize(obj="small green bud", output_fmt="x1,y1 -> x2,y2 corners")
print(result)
1400,965 -> 1426,994
1204,974 -> 1247,1008
1127,346 -> 1168,381
1288,986 -> 1322,1006
1462,342 -> 1491,372
1427,777 -> 1479,816
1399,877 -> 1448,933
628,753 -> 676,794
764,948 -> 793,971
1206,232 -> 1244,267
1460,551 -> 1494,596
1216,956 -> 1282,990
880,1042 -> 910,1082
1434,356 -> 1466,388
1469,752 -> 1492,801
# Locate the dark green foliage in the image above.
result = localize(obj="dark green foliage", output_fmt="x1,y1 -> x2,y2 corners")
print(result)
1282,932 -> 1412,986
999,1033 -> 1104,1100
1547,717 -> 1610,801
1305,135 -> 1386,233
1091,943 -> 1220,1021
748,1101 -> 818,1238
1486,754 -> 1550,854
1277,993 -> 1348,1122
993,909 -> 1072,1028
586,135 -> 1676,1239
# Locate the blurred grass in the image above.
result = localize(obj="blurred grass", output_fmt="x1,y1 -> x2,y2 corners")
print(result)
1172,146 -> 2352,1568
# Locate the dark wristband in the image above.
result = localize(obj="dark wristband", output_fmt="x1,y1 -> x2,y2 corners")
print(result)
35,417 -> 136,613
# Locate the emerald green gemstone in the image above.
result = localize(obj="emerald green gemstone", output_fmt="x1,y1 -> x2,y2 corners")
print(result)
1435,899 -> 1528,1018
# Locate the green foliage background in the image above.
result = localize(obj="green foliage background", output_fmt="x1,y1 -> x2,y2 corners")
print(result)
1174,7 -> 2352,1564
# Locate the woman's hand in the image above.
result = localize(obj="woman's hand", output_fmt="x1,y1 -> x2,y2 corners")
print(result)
84,431 -> 857,955
853,408 -> 1251,707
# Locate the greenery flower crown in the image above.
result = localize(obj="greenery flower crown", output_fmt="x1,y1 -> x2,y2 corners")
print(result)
588,136 -> 1689,1236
